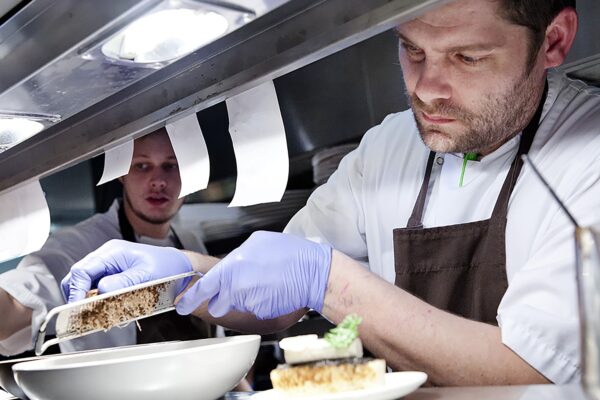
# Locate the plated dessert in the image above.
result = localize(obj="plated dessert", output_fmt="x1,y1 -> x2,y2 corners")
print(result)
270,315 -> 386,397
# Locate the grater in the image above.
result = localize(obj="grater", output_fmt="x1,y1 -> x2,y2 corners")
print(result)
35,271 -> 198,355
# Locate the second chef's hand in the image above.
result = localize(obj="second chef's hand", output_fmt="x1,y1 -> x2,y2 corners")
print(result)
61,239 -> 193,303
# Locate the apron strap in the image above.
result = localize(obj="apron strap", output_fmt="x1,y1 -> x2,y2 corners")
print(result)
117,199 -> 136,243
407,151 -> 436,228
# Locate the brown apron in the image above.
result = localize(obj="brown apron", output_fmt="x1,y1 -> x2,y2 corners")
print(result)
393,88 -> 546,324
118,201 -> 213,343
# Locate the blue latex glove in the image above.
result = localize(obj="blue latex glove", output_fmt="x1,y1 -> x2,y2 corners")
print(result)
61,239 -> 193,303
176,231 -> 332,320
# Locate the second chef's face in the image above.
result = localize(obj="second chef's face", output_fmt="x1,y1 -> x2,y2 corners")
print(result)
396,0 -> 547,156
120,130 -> 184,225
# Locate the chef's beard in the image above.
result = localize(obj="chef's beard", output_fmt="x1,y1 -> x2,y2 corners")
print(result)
407,68 -> 544,155
123,191 -> 180,225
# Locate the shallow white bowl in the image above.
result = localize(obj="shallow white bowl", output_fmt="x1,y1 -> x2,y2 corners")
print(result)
13,335 -> 260,400
0,343 -> 171,399
0,355 -> 46,399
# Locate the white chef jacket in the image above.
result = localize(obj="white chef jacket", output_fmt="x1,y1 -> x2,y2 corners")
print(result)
0,200 -> 207,356
285,69 -> 600,384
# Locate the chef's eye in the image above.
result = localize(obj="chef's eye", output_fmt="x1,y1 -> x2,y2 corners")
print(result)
162,162 -> 178,172
457,53 -> 483,65
133,162 -> 149,171
401,42 -> 424,61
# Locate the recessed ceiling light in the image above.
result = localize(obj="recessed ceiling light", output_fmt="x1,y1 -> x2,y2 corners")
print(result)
101,8 -> 229,64
0,118 -> 44,152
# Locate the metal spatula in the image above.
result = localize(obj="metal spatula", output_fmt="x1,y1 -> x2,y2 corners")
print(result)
35,271 -> 197,355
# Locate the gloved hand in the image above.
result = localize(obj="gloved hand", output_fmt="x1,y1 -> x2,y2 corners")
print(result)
61,239 -> 193,303
176,231 -> 332,320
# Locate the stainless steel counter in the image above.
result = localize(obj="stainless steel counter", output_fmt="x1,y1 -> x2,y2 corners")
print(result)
1,384 -> 589,399
403,384 -> 588,400
221,384 -> 589,399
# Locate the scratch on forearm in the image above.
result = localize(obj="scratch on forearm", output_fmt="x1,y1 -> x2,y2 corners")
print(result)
340,282 -> 350,296
328,281 -> 361,311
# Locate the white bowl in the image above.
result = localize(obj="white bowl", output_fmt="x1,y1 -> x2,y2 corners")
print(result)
0,355 -> 46,399
0,343 -> 172,399
13,335 -> 260,400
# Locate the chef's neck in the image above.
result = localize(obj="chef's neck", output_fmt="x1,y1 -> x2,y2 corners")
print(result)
123,201 -> 171,239
476,129 -> 522,158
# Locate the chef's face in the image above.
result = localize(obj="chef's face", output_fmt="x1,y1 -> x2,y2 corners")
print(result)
120,130 -> 183,225
397,0 -> 547,155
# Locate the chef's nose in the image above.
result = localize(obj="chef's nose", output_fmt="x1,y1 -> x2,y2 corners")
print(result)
150,173 -> 167,190
413,60 -> 452,104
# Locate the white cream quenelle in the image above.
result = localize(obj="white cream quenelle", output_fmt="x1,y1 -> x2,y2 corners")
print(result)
278,334 -> 363,364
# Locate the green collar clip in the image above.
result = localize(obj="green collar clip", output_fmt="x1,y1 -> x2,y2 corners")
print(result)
459,152 -> 479,187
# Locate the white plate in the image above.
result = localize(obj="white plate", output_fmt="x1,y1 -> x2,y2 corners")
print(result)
251,371 -> 427,400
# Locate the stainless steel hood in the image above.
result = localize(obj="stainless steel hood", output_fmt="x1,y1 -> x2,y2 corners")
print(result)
0,0 -> 598,195
0,0 -> 290,128
0,0 -> 452,195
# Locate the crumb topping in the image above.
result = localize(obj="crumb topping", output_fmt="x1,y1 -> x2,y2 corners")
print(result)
68,283 -> 167,334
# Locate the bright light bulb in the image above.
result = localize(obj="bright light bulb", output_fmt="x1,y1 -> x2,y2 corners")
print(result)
102,8 -> 229,63
0,118 -> 44,152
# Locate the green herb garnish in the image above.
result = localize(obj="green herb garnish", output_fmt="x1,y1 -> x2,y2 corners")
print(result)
324,314 -> 362,349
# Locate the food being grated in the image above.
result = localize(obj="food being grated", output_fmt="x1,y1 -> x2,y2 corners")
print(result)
69,283 -> 167,333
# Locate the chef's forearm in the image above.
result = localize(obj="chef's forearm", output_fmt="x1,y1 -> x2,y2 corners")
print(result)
180,250 -> 220,274
178,250 -> 306,334
321,250 -> 549,386
0,288 -> 32,341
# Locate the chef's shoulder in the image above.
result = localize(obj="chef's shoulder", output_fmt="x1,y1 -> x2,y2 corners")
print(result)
547,73 -> 600,156
531,76 -> 600,213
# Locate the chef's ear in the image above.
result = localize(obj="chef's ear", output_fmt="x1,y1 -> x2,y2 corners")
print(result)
118,176 -> 125,184
543,7 -> 578,69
